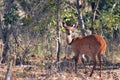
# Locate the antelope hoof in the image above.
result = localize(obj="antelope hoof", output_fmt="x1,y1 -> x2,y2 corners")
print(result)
84,71 -> 88,74
89,73 -> 92,77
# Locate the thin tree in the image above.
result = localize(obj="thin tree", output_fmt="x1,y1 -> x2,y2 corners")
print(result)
0,5 -> 4,63
76,0 -> 86,36
91,0 -> 100,34
56,0 -> 61,61
5,59 -> 13,80
1,0 -> 13,63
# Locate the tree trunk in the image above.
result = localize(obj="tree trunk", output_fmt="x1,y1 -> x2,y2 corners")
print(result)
76,0 -> 86,36
91,0 -> 100,34
5,59 -> 13,80
0,12 -> 4,42
56,0 -> 61,61
1,0 -> 14,63
1,25 -> 12,63
0,3 -> 5,63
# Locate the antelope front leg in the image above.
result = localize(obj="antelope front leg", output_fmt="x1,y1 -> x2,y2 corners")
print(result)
74,55 -> 79,74
81,57 -> 87,74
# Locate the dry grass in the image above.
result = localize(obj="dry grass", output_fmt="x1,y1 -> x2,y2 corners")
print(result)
0,43 -> 120,80
1,56 -> 120,80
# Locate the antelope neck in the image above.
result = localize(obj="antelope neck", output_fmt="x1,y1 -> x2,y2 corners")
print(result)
66,35 -> 73,45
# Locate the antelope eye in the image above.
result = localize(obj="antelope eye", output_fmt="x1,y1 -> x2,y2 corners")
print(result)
66,30 -> 71,35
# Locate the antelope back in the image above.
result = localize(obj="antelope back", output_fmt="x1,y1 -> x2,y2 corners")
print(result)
71,34 -> 107,56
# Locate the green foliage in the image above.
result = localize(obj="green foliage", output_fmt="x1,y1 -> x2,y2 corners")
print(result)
93,20 -> 100,29
4,3 -> 19,26
61,1 -> 77,24
4,12 -> 19,26
60,26 -> 66,33
100,11 -> 120,29
22,14 -> 32,26
62,13 -> 77,25
34,43 -> 41,54
3,0 -> 120,35
84,12 -> 92,28
113,2 -> 120,14
86,0 -> 120,32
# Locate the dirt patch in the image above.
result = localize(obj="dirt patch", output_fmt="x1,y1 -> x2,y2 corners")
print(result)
1,59 -> 120,80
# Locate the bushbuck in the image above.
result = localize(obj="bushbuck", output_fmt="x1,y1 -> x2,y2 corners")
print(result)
63,23 -> 107,77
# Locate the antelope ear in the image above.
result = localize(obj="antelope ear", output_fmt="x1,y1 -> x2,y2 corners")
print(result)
72,23 -> 78,28
62,22 -> 67,28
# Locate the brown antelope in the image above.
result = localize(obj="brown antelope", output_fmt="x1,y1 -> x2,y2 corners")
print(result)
63,23 -> 107,77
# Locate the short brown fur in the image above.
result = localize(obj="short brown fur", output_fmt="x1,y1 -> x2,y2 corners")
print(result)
63,25 -> 107,77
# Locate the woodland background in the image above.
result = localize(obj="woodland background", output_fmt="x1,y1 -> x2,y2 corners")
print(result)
0,0 -> 120,80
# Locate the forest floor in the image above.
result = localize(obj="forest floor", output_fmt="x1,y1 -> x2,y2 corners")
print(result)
0,56 -> 120,80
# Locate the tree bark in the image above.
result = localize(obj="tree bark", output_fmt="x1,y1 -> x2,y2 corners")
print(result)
5,59 -> 13,80
76,0 -> 86,36
91,0 -> 100,34
0,12 -> 4,42
0,12 -> 4,62
56,0 -> 61,61
1,25 -> 12,63
1,0 -> 14,63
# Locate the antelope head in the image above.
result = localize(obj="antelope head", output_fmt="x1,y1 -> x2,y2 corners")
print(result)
62,22 -> 76,45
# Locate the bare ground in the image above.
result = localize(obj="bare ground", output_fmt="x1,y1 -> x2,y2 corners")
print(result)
0,57 -> 120,80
